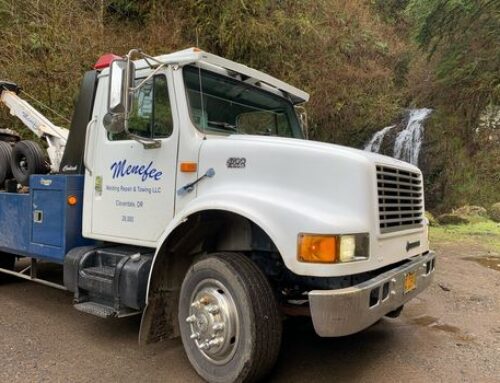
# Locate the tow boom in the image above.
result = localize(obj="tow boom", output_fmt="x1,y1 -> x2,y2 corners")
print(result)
0,81 -> 68,172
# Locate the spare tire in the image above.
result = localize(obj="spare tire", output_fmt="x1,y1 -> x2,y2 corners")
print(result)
0,141 -> 13,186
11,140 -> 50,186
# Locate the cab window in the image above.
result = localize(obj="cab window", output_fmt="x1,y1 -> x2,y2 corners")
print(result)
183,66 -> 303,138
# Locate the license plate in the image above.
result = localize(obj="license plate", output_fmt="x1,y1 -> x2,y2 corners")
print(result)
404,271 -> 417,294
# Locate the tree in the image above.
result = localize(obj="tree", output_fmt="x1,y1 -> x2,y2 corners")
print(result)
407,0 -> 500,144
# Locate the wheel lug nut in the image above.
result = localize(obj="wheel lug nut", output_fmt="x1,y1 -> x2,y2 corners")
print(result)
199,342 -> 210,350
190,332 -> 200,340
208,338 -> 223,347
207,305 -> 219,314
200,297 -> 209,305
186,315 -> 197,323
213,323 -> 224,331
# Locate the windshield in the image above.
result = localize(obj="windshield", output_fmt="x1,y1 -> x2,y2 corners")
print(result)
183,66 -> 303,138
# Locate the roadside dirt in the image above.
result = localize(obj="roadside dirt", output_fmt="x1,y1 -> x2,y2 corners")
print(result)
0,241 -> 499,383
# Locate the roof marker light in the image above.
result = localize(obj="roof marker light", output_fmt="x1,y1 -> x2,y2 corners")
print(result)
94,53 -> 123,70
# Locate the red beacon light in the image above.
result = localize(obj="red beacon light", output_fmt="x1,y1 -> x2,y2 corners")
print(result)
94,53 -> 123,70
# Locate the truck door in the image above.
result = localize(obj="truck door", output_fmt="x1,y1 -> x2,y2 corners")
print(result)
84,69 -> 179,245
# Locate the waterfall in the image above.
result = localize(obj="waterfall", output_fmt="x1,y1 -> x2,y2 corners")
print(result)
393,108 -> 432,165
364,125 -> 395,152
365,108 -> 432,165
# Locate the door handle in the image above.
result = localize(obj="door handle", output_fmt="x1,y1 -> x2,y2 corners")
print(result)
33,210 -> 43,223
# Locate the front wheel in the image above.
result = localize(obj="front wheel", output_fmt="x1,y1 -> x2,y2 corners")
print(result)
179,252 -> 282,383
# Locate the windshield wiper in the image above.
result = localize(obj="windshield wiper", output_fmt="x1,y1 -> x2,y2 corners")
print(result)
207,120 -> 238,132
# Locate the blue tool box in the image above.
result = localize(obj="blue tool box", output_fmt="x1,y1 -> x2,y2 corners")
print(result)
0,175 -> 93,263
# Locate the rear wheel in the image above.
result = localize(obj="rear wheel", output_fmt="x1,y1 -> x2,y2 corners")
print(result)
0,141 -> 12,186
179,252 -> 282,383
11,140 -> 49,186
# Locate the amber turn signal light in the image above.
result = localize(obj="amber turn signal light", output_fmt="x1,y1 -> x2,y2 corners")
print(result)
67,195 -> 78,206
180,162 -> 198,172
298,234 -> 339,263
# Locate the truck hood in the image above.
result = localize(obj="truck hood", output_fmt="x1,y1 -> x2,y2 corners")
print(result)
196,134 -> 427,277
224,135 -> 420,173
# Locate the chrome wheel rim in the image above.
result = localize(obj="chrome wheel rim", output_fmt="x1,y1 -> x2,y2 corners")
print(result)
186,278 -> 239,365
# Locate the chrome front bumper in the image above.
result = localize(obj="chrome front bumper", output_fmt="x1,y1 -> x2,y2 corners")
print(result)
308,252 -> 435,337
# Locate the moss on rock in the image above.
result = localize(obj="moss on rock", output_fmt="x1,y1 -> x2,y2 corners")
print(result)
437,213 -> 469,225
453,205 -> 488,218
489,203 -> 500,223
425,211 -> 438,226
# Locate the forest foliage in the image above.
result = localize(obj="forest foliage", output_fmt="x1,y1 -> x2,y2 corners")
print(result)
0,0 -> 498,211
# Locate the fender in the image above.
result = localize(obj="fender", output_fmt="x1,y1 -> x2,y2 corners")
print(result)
144,194 -> 279,304
145,187 -> 368,304
139,187 -> 366,344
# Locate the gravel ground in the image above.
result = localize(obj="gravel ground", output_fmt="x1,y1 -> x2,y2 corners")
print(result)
0,241 -> 499,383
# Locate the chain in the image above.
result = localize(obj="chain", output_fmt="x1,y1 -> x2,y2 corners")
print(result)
19,90 -> 71,124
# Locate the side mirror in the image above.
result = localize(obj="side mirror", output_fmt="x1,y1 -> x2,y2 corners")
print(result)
104,58 -> 135,133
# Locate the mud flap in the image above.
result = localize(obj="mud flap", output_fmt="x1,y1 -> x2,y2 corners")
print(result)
139,289 -> 180,345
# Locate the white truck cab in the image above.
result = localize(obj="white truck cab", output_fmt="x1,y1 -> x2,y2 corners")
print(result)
0,48 -> 435,383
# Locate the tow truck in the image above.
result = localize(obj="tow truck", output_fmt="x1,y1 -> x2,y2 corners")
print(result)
0,48 -> 435,383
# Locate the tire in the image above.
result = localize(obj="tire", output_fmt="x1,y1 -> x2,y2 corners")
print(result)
11,140 -> 49,186
0,141 -> 13,186
0,252 -> 16,283
179,252 -> 282,383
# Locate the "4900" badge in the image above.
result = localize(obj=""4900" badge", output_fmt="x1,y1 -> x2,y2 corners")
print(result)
226,157 -> 246,169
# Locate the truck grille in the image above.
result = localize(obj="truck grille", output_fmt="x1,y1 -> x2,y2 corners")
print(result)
376,165 -> 424,233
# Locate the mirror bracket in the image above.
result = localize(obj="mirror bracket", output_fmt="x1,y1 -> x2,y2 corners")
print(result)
105,48 -> 165,149
129,133 -> 162,149
122,49 -> 164,150
295,105 -> 309,139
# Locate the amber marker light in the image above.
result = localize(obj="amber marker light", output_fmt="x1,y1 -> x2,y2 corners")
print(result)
180,162 -> 198,173
298,234 -> 339,263
67,195 -> 78,206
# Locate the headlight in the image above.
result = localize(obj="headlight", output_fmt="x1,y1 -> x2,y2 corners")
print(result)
298,233 -> 369,264
339,235 -> 357,262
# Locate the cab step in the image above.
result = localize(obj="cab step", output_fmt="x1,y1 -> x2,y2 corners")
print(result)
74,302 -> 141,319
83,265 -> 116,279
